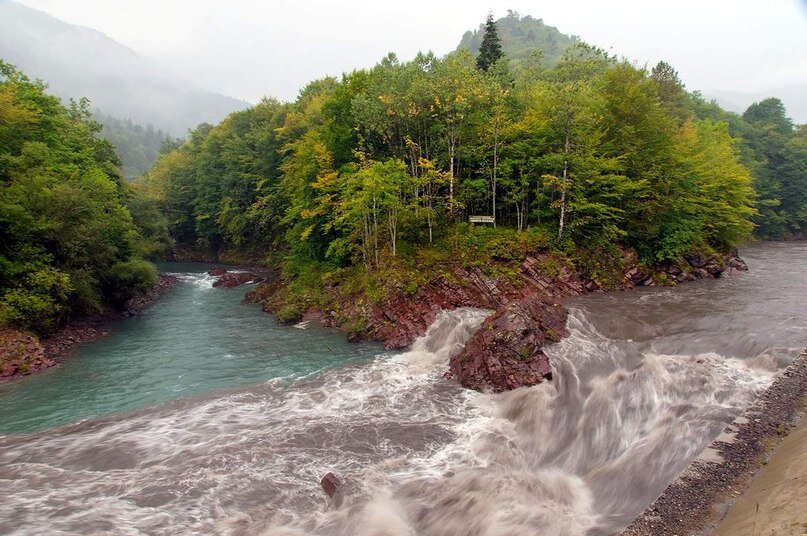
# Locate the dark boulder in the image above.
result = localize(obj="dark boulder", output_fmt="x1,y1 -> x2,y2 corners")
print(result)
725,255 -> 749,272
320,472 -> 343,499
207,268 -> 228,276
449,295 -> 569,392
212,271 -> 262,288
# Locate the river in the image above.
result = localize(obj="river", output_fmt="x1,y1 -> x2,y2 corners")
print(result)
0,243 -> 805,535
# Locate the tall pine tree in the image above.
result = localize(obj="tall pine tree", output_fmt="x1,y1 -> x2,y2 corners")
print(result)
476,13 -> 503,71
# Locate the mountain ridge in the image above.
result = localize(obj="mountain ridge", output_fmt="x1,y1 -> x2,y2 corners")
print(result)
0,0 -> 250,135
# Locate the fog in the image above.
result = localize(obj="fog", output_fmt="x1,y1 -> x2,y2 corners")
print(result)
11,0 -> 807,120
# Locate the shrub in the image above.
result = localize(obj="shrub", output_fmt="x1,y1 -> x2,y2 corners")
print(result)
105,260 -> 157,308
0,267 -> 71,332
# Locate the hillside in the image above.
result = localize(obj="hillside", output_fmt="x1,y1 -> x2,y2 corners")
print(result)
0,1 -> 249,136
457,10 -> 579,68
95,112 -> 178,179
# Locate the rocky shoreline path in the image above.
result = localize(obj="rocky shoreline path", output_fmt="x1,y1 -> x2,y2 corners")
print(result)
714,414 -> 807,535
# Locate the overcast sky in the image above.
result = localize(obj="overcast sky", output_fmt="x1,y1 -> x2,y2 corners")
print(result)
14,0 -> 807,105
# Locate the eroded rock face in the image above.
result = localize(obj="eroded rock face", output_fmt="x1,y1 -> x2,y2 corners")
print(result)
373,255 -> 586,350
449,296 -> 569,393
0,329 -> 55,379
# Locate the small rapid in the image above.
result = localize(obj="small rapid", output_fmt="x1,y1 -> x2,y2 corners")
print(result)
1,243 -> 806,535
260,309 -> 777,536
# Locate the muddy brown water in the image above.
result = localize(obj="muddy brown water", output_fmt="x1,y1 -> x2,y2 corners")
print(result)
0,242 -> 805,535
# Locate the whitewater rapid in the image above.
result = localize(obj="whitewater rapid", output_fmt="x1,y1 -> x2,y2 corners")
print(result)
2,243 -> 805,535
0,307 -> 779,536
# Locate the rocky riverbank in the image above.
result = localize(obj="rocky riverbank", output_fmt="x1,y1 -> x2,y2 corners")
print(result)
0,273 -> 180,381
622,348 -> 807,536
250,248 -> 747,392
0,329 -> 54,379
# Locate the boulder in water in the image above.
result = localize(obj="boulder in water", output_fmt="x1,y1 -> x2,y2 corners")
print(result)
449,296 -> 568,392
212,271 -> 262,288
320,472 -> 343,499
207,268 -> 228,276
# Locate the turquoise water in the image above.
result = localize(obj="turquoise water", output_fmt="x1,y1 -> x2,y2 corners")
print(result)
0,264 -> 378,435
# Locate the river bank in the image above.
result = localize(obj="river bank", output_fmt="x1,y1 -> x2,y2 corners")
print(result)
714,401 -> 807,535
0,273 -> 180,381
623,347 -> 807,535
249,247 -> 748,392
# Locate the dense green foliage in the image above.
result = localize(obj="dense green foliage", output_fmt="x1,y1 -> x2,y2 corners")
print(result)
0,62 -> 156,332
143,27 -> 787,286
692,96 -> 807,238
739,99 -> 806,237
459,11 -> 579,70
95,112 -> 179,180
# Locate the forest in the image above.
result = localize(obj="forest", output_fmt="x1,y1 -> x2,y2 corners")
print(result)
2,13 -> 806,332
0,61 -> 156,333
95,112 -> 179,180
136,16 -> 804,275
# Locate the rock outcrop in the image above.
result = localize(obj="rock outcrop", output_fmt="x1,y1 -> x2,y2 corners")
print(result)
449,296 -> 568,392
0,329 -> 55,379
211,270 -> 264,288
369,254 -> 586,350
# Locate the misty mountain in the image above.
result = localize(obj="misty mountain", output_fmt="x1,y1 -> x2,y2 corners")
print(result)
0,0 -> 250,136
94,112 -> 179,179
457,10 -> 579,68
707,85 -> 807,125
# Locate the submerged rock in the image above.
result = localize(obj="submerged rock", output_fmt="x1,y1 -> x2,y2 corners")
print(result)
449,296 -> 569,392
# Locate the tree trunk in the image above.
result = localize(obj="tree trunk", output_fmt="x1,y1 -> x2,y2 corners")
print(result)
558,111 -> 572,240
388,205 -> 398,256
427,184 -> 434,244
373,194 -> 379,267
448,130 -> 457,201
492,134 -> 498,228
